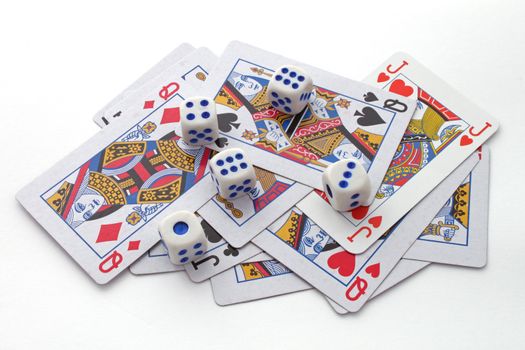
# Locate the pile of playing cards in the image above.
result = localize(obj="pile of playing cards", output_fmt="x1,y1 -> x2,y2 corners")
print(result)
17,41 -> 499,313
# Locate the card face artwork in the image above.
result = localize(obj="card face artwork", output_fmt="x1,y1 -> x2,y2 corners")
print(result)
211,253 -> 311,306
403,148 -> 490,267
17,72 -> 217,284
298,52 -> 499,254
93,43 -> 195,128
96,48 -> 217,129
201,41 -> 417,198
253,151 -> 479,312
197,167 -> 312,248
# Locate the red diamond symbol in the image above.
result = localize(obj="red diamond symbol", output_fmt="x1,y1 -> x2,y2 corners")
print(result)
96,223 -> 122,243
160,107 -> 180,124
143,100 -> 155,109
127,240 -> 141,251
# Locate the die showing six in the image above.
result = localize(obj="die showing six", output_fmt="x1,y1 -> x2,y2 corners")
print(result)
180,96 -> 219,146
209,148 -> 257,200
267,65 -> 314,115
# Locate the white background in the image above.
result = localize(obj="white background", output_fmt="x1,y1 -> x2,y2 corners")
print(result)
1,0 -> 524,349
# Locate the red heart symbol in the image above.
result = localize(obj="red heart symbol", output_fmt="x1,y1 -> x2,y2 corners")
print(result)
377,72 -> 389,83
351,205 -> 369,220
365,263 -> 380,278
389,79 -> 414,97
368,216 -> 382,228
460,134 -> 473,146
327,251 -> 356,277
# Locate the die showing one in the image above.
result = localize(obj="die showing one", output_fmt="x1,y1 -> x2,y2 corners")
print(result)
180,96 -> 219,146
322,158 -> 371,212
267,65 -> 314,115
209,148 -> 257,200
158,210 -> 207,265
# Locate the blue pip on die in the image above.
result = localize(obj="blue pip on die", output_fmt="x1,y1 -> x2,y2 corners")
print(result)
180,96 -> 219,146
322,158 -> 372,212
158,210 -> 207,265
209,148 -> 257,200
267,65 -> 314,115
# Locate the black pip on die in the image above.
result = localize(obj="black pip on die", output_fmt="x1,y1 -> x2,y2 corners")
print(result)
322,158 -> 372,212
180,96 -> 219,146
158,210 -> 207,265
209,148 -> 257,200
267,65 -> 314,115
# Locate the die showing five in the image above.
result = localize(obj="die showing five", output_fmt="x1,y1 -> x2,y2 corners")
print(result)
322,158 -> 372,212
180,96 -> 219,146
209,148 -> 257,200
158,210 -> 207,265
267,65 -> 314,115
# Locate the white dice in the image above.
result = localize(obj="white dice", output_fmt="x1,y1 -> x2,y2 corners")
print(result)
158,210 -> 207,265
180,96 -> 219,146
322,158 -> 372,212
267,65 -> 314,115
209,148 -> 257,200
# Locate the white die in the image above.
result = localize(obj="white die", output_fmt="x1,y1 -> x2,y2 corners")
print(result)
267,65 -> 314,115
158,210 -> 207,265
180,96 -> 219,146
322,158 -> 371,212
209,148 -> 257,200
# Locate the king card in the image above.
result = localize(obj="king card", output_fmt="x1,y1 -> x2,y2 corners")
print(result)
200,41 -> 417,202
298,53 -> 499,254
253,150 -> 480,312
17,68 -> 215,284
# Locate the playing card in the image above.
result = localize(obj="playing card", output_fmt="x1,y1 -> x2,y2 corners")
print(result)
253,150 -> 480,312
131,215 -> 263,278
93,43 -> 195,127
403,147 -> 490,267
17,68 -> 216,284
201,41 -> 417,201
210,253 -> 311,306
197,167 -> 312,248
298,52 -> 499,254
96,47 -> 217,129
211,254 -> 428,307
183,217 -> 262,282
327,259 -> 430,314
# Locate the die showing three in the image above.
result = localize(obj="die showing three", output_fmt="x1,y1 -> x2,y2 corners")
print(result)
322,158 -> 372,212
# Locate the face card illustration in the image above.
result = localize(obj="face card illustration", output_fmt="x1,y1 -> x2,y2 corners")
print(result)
253,151 -> 479,312
17,72 -> 217,284
201,41 -> 417,201
95,47 -> 217,129
197,166 -> 312,248
93,43 -> 195,128
298,52 -> 499,254
403,148 -> 490,267
183,218 -> 262,282
210,253 -> 311,306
